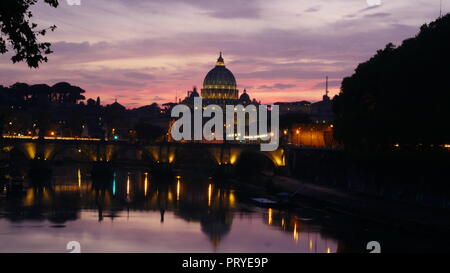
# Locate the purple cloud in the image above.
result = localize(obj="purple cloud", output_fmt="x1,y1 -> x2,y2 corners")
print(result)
312,80 -> 342,89
0,0 -> 441,107
258,83 -> 297,90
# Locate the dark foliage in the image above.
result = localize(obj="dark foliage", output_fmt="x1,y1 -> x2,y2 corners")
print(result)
236,151 -> 275,178
280,112 -> 311,129
333,14 -> 450,149
2,81 -> 85,105
0,81 -> 86,137
134,122 -> 166,143
0,0 -> 58,68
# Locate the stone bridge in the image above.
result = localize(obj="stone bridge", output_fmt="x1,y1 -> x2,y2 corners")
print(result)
0,137 -> 288,170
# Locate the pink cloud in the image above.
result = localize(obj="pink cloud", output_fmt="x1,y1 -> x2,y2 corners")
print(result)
0,0 -> 439,108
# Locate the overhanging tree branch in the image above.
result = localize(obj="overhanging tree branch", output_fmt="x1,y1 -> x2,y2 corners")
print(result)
0,0 -> 59,68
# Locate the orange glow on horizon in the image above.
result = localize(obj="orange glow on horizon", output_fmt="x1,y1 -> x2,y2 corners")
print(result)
83,77 -> 339,109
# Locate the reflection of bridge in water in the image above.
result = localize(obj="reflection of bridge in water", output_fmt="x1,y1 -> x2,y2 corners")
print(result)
0,164 -> 339,253
0,137 -> 290,170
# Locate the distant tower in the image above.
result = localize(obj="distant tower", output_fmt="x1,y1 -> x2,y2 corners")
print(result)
323,76 -> 330,101
96,96 -> 101,106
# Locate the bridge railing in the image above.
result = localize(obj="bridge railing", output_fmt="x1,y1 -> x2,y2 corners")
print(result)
2,135 -> 102,141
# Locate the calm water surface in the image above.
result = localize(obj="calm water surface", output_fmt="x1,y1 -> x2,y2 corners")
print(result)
0,163 -> 343,253
2,163 -> 436,253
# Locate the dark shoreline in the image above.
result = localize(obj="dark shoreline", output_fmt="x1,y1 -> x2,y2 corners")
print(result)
236,174 -> 450,234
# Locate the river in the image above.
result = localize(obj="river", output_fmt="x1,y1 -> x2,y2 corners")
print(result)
0,162 -> 444,253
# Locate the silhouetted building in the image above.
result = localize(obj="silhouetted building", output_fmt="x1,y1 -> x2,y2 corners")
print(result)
310,77 -> 335,124
276,100 -> 312,115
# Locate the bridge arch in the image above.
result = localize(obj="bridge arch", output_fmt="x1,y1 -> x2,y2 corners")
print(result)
234,149 -> 277,177
143,144 -> 177,164
207,145 -> 286,168
50,144 -> 94,162
7,146 -> 30,161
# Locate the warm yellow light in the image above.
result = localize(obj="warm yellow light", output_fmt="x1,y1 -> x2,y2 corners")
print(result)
327,247 -> 331,253
2,135 -> 37,140
229,190 -> 236,207
23,188 -> 35,206
268,208 -> 273,225
176,180 -> 180,201
0,135 -> 101,141
309,239 -> 313,250
296,129 -> 300,135
50,131 -> 55,136
208,184 -> 212,207
127,175 -> 130,196
283,129 -> 288,135
293,222 -> 299,242
77,168 -> 81,188
23,143 -> 36,159
169,153 -> 175,163
144,172 -> 148,197
229,153 -> 238,165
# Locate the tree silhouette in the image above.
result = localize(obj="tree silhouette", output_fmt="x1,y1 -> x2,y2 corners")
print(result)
134,122 -> 165,143
10,82 -> 30,102
2,82 -> 85,105
280,112 -> 311,129
51,82 -> 86,103
0,0 -> 59,68
333,14 -> 450,150
29,84 -> 52,105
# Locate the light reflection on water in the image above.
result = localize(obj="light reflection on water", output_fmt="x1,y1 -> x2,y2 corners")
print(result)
0,164 -> 338,253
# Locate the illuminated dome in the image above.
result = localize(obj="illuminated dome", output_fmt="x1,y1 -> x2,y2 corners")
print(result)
203,54 -> 236,88
201,53 -> 239,101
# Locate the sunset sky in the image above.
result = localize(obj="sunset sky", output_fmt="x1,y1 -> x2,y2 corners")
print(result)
0,0 -> 446,108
